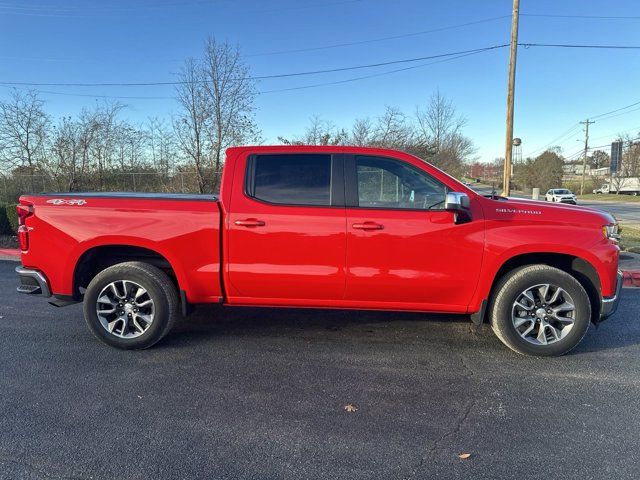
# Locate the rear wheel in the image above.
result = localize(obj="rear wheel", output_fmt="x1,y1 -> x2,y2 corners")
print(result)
490,265 -> 591,356
83,261 -> 179,349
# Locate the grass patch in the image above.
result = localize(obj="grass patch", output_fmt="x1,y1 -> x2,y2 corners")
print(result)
578,194 -> 640,202
621,225 -> 640,253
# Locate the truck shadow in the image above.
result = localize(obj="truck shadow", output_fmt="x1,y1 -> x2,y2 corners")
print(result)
159,304 -> 493,348
158,289 -> 640,355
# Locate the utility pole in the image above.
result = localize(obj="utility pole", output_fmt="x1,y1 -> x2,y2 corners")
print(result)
502,0 -> 520,197
580,119 -> 595,195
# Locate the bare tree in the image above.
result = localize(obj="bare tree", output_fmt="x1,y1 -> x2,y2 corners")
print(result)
350,117 -> 374,146
75,108 -> 100,191
279,115 -> 347,146
147,117 -> 176,178
0,89 -> 50,191
174,57 -> 209,193
414,90 -> 475,176
372,106 -> 413,149
49,116 -> 81,191
89,102 -> 124,190
621,134 -> 640,178
202,37 -> 260,191
590,150 -> 609,169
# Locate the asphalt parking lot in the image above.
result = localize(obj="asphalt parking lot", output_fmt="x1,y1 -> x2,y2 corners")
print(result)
1,260 -> 639,480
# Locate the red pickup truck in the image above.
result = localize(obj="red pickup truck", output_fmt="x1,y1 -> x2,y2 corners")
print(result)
15,146 -> 622,356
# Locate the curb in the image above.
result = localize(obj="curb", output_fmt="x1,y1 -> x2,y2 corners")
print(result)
0,248 -> 20,260
622,270 -> 640,288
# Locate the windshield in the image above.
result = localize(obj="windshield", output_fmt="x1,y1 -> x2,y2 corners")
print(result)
555,189 -> 571,194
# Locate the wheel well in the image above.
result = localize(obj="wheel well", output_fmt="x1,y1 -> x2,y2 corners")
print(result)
487,253 -> 601,323
73,245 -> 178,300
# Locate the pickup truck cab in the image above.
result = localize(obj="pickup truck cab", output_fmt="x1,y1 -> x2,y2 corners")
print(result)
16,146 -> 622,356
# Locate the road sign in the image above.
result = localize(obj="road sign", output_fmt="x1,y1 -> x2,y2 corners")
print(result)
610,141 -> 622,174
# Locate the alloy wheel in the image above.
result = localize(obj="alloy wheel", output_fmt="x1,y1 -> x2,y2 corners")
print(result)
511,283 -> 576,345
96,280 -> 155,339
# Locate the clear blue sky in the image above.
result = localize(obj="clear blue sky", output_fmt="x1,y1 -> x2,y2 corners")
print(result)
1,0 -> 639,162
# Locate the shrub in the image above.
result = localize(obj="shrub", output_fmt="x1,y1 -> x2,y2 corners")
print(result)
0,205 -> 11,235
6,204 -> 18,234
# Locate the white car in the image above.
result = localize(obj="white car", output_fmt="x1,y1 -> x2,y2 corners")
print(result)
545,189 -> 577,204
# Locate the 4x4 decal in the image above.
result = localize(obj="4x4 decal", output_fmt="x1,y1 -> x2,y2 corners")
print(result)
46,199 -> 87,206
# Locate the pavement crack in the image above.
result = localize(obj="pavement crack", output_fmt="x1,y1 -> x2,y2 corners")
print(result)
408,353 -> 477,478
425,396 -> 476,458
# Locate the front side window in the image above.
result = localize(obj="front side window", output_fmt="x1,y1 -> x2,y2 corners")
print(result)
355,156 -> 447,210
250,154 -> 332,206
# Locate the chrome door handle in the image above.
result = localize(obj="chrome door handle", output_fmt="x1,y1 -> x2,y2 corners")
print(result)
235,219 -> 265,227
352,222 -> 384,230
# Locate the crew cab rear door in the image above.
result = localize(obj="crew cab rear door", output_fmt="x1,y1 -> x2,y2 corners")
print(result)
344,154 -> 484,311
226,152 -> 346,303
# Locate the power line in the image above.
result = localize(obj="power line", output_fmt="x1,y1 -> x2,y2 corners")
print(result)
247,15 -> 511,57
0,84 -> 174,100
590,125 -> 640,142
564,148 -> 585,161
0,44 -> 510,87
526,95 -> 640,157
0,0 -> 366,17
526,124 -> 582,157
1,49 -> 494,100
521,13 -> 640,20
589,137 -> 640,150
519,42 -> 640,49
5,41 -> 639,89
259,50 -> 488,94
596,106 -> 640,123
592,100 -> 640,119
530,101 -> 640,156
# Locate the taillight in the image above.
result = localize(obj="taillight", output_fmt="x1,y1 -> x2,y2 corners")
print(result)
16,204 -> 33,226
16,203 -> 33,251
18,225 -> 29,251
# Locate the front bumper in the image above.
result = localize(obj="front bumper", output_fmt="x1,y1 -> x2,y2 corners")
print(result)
600,270 -> 623,320
559,198 -> 577,204
16,266 -> 51,297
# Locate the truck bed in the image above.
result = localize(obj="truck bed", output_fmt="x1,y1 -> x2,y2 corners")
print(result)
19,192 -> 223,304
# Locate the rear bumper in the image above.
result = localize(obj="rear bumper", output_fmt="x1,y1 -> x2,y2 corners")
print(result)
16,266 -> 51,297
600,270 -> 623,320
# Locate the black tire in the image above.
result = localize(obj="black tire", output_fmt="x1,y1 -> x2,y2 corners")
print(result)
83,261 -> 179,349
490,265 -> 591,356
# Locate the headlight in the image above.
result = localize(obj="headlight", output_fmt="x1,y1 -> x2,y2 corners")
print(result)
603,224 -> 620,241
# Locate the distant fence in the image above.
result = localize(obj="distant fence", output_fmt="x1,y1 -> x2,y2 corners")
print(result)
0,170 -> 223,203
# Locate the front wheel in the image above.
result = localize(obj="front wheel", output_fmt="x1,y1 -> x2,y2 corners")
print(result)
83,261 -> 179,349
490,265 -> 591,356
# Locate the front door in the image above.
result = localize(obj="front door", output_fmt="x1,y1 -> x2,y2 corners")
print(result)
226,152 -> 347,303
345,154 -> 484,311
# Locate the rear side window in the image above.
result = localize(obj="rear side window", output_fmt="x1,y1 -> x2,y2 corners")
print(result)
249,154 -> 332,206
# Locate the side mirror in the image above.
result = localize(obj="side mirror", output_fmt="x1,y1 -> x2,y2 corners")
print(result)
444,192 -> 471,224
444,192 -> 470,211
